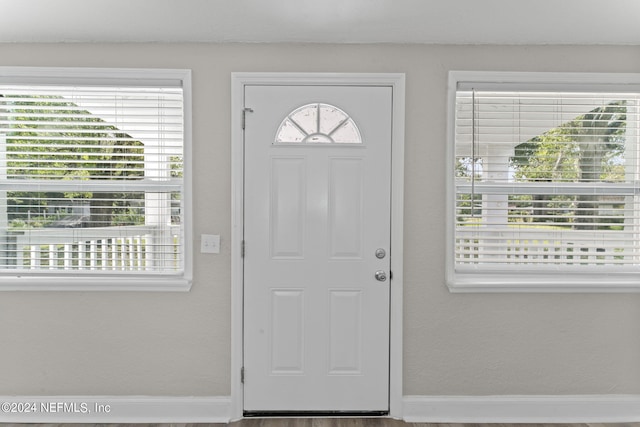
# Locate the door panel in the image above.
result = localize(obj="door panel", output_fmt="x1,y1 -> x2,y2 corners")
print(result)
270,289 -> 305,374
243,85 -> 392,413
328,289 -> 363,374
270,157 -> 306,259
329,157 -> 364,259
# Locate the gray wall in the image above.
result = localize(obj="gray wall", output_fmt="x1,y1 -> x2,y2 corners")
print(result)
1,43 -> 639,397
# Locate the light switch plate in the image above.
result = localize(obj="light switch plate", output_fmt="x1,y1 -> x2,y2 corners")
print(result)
201,234 -> 220,254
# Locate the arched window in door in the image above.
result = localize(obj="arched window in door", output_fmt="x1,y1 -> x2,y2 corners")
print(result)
275,103 -> 362,144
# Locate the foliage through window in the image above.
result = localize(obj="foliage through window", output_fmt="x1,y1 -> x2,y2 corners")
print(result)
448,72 -> 640,291
0,68 -> 190,288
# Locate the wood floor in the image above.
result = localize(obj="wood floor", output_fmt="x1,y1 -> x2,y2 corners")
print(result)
3,422 -> 640,427
230,422 -> 639,427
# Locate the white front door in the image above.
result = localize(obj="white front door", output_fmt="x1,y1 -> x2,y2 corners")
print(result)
243,84 -> 392,413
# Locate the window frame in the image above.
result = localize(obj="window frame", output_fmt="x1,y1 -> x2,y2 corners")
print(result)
447,70 -> 640,293
0,66 -> 192,291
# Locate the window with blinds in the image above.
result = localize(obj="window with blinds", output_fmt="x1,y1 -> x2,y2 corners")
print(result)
0,67 -> 191,290
448,71 -> 640,291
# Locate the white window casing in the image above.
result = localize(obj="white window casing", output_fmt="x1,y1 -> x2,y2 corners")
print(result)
0,67 -> 192,291
447,71 -> 640,292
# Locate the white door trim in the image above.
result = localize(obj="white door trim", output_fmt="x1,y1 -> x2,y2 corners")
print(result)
230,72 -> 405,420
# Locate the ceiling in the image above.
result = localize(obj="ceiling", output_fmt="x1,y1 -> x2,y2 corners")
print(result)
1,0 -> 640,45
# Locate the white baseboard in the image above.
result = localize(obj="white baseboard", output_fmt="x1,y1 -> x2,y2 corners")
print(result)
403,395 -> 640,423
0,396 -> 231,423
7,394 -> 638,423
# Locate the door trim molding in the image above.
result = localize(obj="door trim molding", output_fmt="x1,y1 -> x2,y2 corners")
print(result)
231,72 -> 405,420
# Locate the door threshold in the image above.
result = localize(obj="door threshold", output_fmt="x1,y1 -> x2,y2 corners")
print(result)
244,410 -> 389,418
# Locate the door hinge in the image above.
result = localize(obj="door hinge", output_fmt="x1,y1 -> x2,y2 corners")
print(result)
241,367 -> 245,383
241,240 -> 246,258
242,107 -> 254,130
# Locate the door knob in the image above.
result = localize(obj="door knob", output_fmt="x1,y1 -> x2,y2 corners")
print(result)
374,270 -> 387,282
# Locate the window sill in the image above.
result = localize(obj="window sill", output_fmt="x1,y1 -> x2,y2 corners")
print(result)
448,272 -> 640,293
0,275 -> 192,291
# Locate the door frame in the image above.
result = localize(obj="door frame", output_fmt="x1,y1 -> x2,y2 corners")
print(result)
230,73 -> 405,420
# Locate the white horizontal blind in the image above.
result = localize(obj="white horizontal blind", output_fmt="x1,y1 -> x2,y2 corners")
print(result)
0,82 -> 184,275
454,88 -> 640,271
